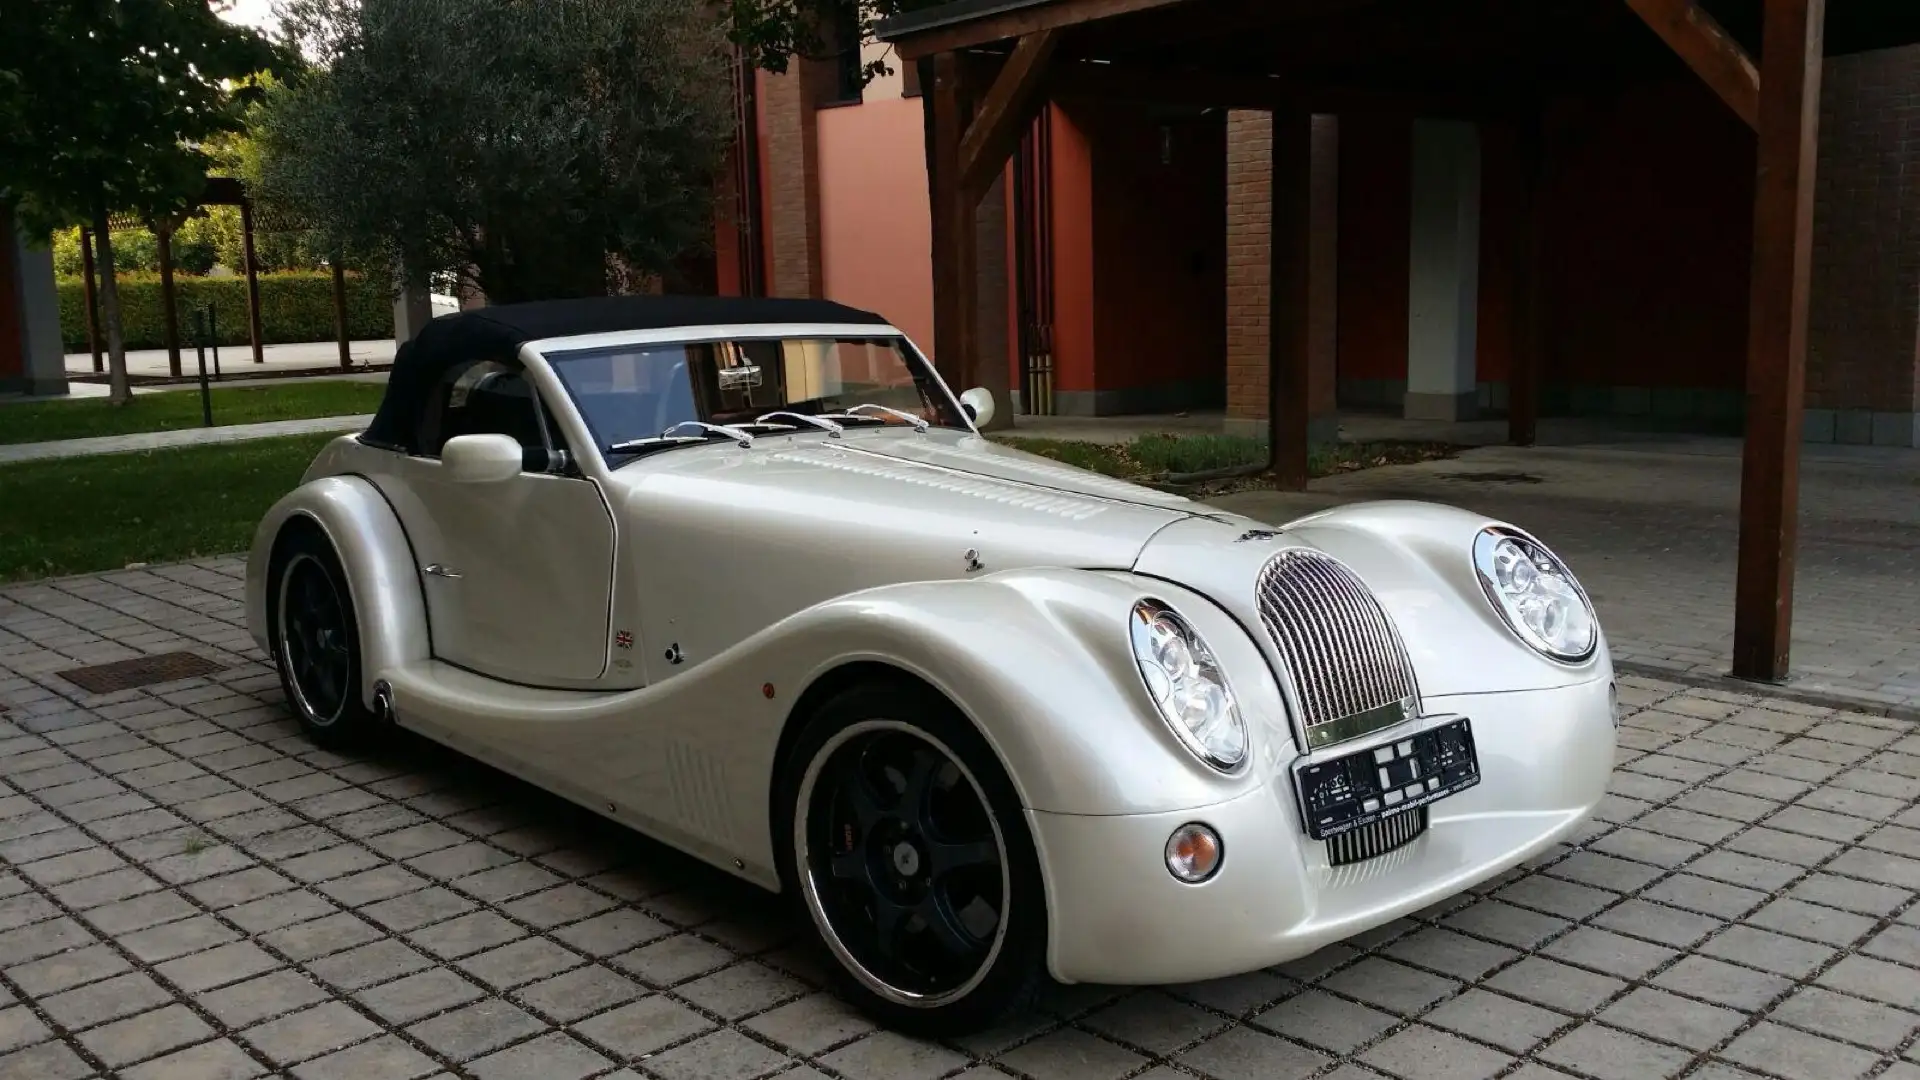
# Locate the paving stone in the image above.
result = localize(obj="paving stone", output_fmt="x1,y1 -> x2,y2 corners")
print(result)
515,963 -> 648,1024
1654,955 -> 1793,1012
1590,899 -> 1722,948
498,884 -> 619,929
6,942 -> 130,997
1484,957 -> 1628,1015
454,861 -> 564,903
1424,989 -> 1568,1053
998,1027 -> 1147,1080
72,888 -> 197,935
354,967 -> 487,1025
642,1028 -> 794,1080
1597,987 -> 1746,1051
1720,1020 -> 1884,1080
1254,989 -> 1398,1053
743,992 -> 881,1056
226,890 -> 336,935
458,936 -> 585,991
183,866 -> 295,909
1537,1022 -> 1692,1080
79,1003 -> 215,1068
305,938 -> 435,991
1768,985 -> 1918,1050
1816,954 -> 1920,1011
1320,957 -> 1459,1013
610,933 -> 735,987
359,885 -> 476,932
407,996 -> 547,1060
1698,924 -> 1838,978
572,994 -> 714,1059
119,1038 -> 266,1080
201,970 -> 331,1028
550,908 -> 673,956
41,970 -> 175,1030
260,912 -> 383,962
1543,926 -> 1679,979
1383,927 -> 1521,981
1361,1025 -> 1514,1080
467,1031 -> 613,1080
240,1000 -> 384,1066
117,913 -> 238,963
407,910 -> 525,960
678,961 -> 806,1019
820,1031 -> 975,1080
0,1004 -> 49,1054
0,1038 -> 99,1080
153,939 -> 280,993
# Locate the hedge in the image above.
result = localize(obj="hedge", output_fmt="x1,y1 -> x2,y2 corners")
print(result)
57,271 -> 395,352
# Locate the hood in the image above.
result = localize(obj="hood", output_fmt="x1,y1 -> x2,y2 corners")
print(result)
608,430 -> 1223,667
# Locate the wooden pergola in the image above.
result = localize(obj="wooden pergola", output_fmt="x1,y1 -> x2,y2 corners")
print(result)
878,0 -> 1920,684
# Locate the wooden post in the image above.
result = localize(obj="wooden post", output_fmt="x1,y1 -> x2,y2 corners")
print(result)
240,199 -> 265,364
1732,0 -> 1825,681
1268,106 -> 1313,490
78,226 -> 103,373
331,258 -> 351,370
156,222 -> 183,378
930,51 -> 979,393
1508,113 -> 1545,447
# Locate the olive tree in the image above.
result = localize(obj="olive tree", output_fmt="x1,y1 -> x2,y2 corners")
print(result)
254,0 -> 738,304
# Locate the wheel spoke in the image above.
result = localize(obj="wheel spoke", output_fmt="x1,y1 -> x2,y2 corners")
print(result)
871,894 -> 911,953
833,757 -> 886,832
829,849 -> 867,883
927,837 -> 997,878
897,746 -> 940,822
915,892 -> 980,959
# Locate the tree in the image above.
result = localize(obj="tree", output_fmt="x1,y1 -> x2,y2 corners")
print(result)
254,0 -> 739,305
0,0 -> 283,402
724,0 -> 947,84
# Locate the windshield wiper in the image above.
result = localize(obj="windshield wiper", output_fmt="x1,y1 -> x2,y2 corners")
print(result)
607,420 -> 756,454
837,403 -> 930,432
756,411 -> 843,437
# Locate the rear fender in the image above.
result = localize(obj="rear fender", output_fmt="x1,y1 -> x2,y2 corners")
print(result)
246,474 -> 430,709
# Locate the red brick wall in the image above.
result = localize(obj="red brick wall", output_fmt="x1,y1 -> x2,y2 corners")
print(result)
760,65 -> 823,299
1224,111 -> 1338,423
1808,43 -> 1920,413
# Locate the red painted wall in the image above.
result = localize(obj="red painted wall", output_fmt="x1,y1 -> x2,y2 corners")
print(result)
1049,104 -> 1099,395
1541,78 -> 1754,390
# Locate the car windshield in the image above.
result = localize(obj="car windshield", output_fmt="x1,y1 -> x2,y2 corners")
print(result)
543,335 -> 968,462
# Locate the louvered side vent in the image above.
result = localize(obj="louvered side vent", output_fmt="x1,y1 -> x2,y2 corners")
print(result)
1327,807 -> 1430,866
1256,548 -> 1422,749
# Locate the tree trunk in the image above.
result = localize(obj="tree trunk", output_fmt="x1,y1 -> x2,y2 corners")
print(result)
92,198 -> 132,405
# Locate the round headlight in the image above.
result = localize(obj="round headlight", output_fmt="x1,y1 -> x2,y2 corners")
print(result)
1472,527 -> 1597,661
1129,600 -> 1248,771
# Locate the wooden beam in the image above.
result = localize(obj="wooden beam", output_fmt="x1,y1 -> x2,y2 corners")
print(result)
1624,0 -> 1760,128
890,0 -> 1192,61
958,29 -> 1060,201
1044,60 -> 1495,117
1268,105 -> 1313,491
929,53 -> 981,393
1732,0 -> 1824,681
1508,113 -> 1545,447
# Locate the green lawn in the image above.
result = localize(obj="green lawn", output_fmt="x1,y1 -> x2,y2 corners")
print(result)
0,380 -> 384,446
0,433 -> 341,583
994,433 -> 1460,486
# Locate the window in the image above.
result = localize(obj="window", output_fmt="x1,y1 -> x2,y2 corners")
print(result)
415,359 -> 569,468
544,335 -> 970,464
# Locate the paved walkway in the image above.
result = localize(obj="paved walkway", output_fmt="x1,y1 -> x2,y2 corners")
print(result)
0,416 -> 373,465
0,563 -> 1917,1079
1206,437 -> 1920,719
63,340 -> 398,381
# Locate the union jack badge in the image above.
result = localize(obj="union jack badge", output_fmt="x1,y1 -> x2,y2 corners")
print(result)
614,630 -> 634,649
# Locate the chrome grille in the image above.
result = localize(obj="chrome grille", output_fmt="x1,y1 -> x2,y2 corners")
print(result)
1327,807 -> 1429,866
1256,548 -> 1421,748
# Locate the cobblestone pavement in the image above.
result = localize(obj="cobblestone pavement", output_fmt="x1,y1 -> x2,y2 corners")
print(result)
0,561 -> 1919,1079
1211,440 -> 1920,718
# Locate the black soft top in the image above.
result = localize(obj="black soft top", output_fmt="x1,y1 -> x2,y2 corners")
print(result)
364,295 -> 891,453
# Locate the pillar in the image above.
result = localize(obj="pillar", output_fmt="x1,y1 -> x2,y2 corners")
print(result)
1,213 -> 71,397
1404,118 -> 1482,422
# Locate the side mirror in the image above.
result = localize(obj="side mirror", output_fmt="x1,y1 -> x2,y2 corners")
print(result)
959,387 -> 996,429
443,434 -> 523,484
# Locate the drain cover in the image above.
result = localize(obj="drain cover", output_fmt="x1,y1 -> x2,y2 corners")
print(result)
1436,471 -> 1544,484
55,651 -> 224,694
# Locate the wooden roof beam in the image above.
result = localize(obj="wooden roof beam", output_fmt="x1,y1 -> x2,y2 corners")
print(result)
888,0 -> 1193,61
1624,0 -> 1760,127
958,28 -> 1061,200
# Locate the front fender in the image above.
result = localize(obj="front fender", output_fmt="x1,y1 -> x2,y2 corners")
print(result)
245,474 -> 430,709
771,567 -> 1291,819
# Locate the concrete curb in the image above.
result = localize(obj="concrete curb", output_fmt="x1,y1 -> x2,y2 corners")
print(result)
1613,658 -> 1920,724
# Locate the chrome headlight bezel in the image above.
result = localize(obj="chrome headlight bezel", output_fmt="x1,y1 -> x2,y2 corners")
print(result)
1128,599 -> 1249,773
1472,525 -> 1599,664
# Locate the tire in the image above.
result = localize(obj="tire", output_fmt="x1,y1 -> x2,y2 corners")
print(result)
268,525 -> 380,749
774,679 -> 1048,1037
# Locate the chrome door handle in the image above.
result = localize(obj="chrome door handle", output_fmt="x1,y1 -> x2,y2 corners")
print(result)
423,564 -> 464,579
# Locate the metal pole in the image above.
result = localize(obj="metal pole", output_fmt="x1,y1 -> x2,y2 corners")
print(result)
208,302 -> 221,379
195,307 -> 213,428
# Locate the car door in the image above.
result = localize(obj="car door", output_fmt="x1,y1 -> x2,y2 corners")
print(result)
376,358 -> 618,686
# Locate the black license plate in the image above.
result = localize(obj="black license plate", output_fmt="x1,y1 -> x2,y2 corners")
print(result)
1292,717 -> 1481,840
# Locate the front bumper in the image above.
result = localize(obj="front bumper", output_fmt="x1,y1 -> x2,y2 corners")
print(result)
1028,675 -> 1615,986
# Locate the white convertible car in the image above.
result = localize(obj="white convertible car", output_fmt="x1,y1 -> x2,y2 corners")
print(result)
246,295 -> 1616,1034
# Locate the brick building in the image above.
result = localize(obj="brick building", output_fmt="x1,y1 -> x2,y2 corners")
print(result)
714,25 -> 1920,447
